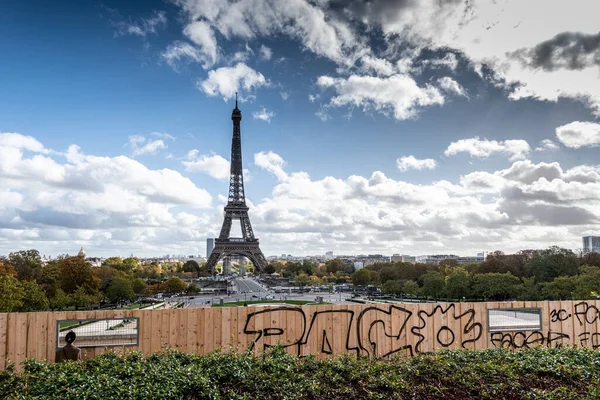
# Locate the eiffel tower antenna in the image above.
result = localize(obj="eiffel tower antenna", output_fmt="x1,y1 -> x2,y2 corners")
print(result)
205,98 -> 267,275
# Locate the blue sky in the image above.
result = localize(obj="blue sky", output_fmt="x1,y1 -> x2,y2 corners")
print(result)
1,0 -> 600,258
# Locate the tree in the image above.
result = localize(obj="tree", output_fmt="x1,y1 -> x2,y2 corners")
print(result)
402,280 -> 420,295
0,275 -> 25,312
302,260 -> 315,275
572,265 -> 600,299
295,273 -> 310,287
121,257 -> 140,273
542,276 -> 577,300
421,271 -> 446,299
19,280 -> 49,311
0,260 -> 17,277
132,278 -> 148,295
514,277 -> 541,301
325,259 -> 343,274
581,252 -> 600,268
106,277 -> 135,304
264,264 -> 276,274
8,249 -> 42,281
526,246 -> 579,283
351,268 -> 371,286
163,277 -> 187,293
69,286 -> 98,309
103,257 -> 123,267
182,260 -> 200,275
382,280 -> 402,295
471,273 -> 520,301
186,283 -> 201,293
58,256 -> 100,295
445,269 -> 470,299
49,288 -> 69,310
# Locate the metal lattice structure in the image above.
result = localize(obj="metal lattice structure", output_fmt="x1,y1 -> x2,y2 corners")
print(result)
205,95 -> 268,274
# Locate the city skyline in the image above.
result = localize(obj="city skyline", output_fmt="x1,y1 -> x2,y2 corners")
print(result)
1,0 -> 600,258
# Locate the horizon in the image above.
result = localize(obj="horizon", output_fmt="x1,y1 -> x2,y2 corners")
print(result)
1,0 -> 600,258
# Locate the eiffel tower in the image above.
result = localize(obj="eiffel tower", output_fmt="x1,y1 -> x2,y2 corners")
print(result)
205,94 -> 268,274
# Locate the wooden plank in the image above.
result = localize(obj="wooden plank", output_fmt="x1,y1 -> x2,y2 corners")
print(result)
474,302 -> 488,351
140,310 -> 152,354
213,308 -> 223,351
160,309 -> 170,350
332,304 -> 343,356
204,307 -> 214,354
0,313 -> 8,370
236,307 -> 248,354
572,300 -> 586,350
185,309 -> 196,354
197,308 -> 206,355
26,313 -> 38,360
168,309 -> 179,350
13,313 -> 28,370
150,309 -> 161,354
221,308 -> 232,351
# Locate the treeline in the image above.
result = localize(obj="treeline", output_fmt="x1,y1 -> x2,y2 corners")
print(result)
265,259 -> 354,285
0,250 -> 203,312
352,246 -> 600,301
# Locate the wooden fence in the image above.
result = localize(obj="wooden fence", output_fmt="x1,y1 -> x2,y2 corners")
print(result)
2,300 -> 600,371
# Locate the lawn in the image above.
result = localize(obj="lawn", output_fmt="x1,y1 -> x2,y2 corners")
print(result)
212,299 -> 325,307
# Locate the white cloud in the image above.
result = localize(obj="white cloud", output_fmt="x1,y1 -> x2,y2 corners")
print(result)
162,41 -> 214,70
437,77 -> 467,97
173,0 -> 362,66
445,137 -> 531,161
254,151 -> 288,181
183,152 -> 230,180
0,132 -> 48,153
179,20 -> 219,68
535,139 -> 560,152
259,44 -> 272,60
348,0 -> 600,114
317,74 -> 445,120
556,121 -> 600,149
252,107 -> 275,122
199,63 -> 268,99
308,94 -> 320,102
112,10 -> 167,37
128,134 -> 173,157
396,156 -> 437,172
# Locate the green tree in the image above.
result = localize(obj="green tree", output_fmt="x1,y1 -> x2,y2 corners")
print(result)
163,277 -> 187,293
69,286 -> 100,309
402,280 -> 420,295
186,283 -> 201,293
182,260 -> 200,275
121,257 -> 140,273
106,277 -> 136,304
264,264 -> 276,274
49,288 -> 69,310
58,256 -> 100,295
514,277 -> 541,301
542,276 -> 577,300
445,269 -> 470,299
8,249 -> 42,281
526,246 -> 579,283
581,252 -> 600,268
382,280 -> 402,294
471,272 -> 520,300
325,259 -> 343,274
132,278 -> 148,295
19,280 -> 49,311
295,273 -> 310,287
0,275 -> 25,312
421,271 -> 446,299
351,268 -> 371,286
573,265 -> 600,299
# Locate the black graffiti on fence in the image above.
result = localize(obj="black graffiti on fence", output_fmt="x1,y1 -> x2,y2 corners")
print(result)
550,309 -> 571,323
490,331 -> 570,349
578,332 -> 600,349
574,302 -> 600,326
242,304 -> 483,358
355,305 -> 414,358
411,304 -> 482,353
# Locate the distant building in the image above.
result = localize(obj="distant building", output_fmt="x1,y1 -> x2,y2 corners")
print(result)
354,261 -> 364,270
77,246 -> 86,258
583,236 -> 600,254
392,254 -> 416,263
456,256 -> 485,264
325,251 -> 334,259
206,238 -> 215,258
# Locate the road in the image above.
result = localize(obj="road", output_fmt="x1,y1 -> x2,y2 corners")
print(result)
234,277 -> 267,294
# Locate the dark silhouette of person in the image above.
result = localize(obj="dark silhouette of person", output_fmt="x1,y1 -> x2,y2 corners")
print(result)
55,331 -> 83,363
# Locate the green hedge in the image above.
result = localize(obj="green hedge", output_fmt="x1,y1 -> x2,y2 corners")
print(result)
2,347 -> 600,399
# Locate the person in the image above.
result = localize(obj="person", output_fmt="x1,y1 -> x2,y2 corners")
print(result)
55,331 -> 83,363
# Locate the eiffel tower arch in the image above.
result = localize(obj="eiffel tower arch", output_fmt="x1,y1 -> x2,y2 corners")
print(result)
205,95 -> 268,275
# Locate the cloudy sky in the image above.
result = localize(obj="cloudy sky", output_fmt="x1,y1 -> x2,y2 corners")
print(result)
1,0 -> 600,258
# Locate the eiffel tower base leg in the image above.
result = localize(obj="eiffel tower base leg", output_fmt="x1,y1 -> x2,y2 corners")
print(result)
205,242 -> 267,275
